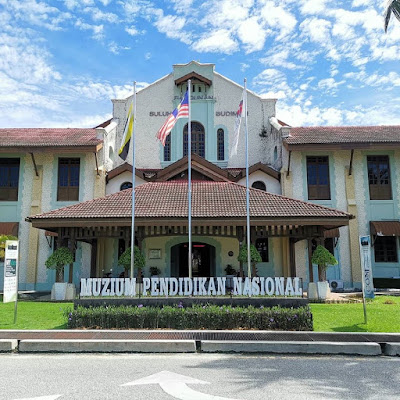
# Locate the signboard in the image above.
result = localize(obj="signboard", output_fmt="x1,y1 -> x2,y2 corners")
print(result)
3,240 -> 19,303
359,235 -> 375,299
80,276 -> 303,298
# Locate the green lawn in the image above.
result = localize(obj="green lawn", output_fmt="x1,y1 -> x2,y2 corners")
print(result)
310,295 -> 400,332
0,302 -> 72,330
0,296 -> 399,331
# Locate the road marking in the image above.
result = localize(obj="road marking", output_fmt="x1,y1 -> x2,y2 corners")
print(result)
122,371 -> 240,400
13,396 -> 62,400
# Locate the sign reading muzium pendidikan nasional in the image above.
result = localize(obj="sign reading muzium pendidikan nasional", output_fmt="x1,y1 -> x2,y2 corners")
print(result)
80,277 -> 302,297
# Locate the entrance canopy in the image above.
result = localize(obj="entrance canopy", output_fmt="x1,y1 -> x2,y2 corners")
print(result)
27,181 -> 352,232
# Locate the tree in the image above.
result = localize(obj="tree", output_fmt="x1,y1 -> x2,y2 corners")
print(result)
118,246 -> 146,278
384,1 -> 400,32
45,247 -> 74,283
311,245 -> 338,281
237,244 -> 262,277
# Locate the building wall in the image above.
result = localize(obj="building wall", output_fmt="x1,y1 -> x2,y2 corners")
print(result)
282,144 -> 400,288
0,150 -> 104,291
110,62 -> 279,172
237,170 -> 281,195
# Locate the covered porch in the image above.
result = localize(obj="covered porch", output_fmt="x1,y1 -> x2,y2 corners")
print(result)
27,181 -> 353,286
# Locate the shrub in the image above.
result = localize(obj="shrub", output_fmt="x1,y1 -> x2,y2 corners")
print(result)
66,304 -> 313,331
311,245 -> 338,281
118,246 -> 145,274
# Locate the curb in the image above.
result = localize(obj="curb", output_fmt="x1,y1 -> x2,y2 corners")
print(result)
201,340 -> 382,356
18,339 -> 196,353
0,339 -> 18,352
384,343 -> 400,356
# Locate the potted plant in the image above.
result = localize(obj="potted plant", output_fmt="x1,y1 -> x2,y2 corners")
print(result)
45,247 -> 75,300
224,264 -> 236,276
311,245 -> 338,300
118,246 -> 146,280
149,266 -> 161,277
237,244 -> 262,277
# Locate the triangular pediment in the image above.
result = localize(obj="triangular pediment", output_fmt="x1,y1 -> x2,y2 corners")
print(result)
175,71 -> 212,86
157,154 -> 230,182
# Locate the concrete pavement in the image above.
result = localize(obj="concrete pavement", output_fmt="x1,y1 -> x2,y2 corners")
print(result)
1,353 -> 399,399
1,330 -> 400,356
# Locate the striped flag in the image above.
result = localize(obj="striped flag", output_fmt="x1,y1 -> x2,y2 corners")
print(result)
230,89 -> 244,157
118,99 -> 134,160
157,90 -> 189,146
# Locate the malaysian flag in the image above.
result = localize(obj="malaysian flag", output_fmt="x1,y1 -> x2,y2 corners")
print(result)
157,90 -> 189,146
230,89 -> 244,157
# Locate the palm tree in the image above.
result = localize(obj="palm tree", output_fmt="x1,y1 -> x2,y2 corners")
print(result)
384,0 -> 400,32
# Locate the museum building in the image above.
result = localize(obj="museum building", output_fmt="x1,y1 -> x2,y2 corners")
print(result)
1,61 -> 400,292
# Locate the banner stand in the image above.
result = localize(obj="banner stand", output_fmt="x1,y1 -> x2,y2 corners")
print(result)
3,240 -> 19,324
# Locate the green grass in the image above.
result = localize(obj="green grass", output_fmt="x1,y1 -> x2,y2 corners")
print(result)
0,302 -> 73,330
0,296 -> 399,331
310,296 -> 400,332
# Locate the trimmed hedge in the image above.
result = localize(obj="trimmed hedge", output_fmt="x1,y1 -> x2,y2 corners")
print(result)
67,304 -> 313,331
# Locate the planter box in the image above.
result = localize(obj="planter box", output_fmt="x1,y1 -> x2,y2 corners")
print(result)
307,283 -> 318,300
51,283 -> 76,300
317,281 -> 330,300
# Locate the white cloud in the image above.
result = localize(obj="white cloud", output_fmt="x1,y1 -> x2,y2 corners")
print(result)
261,49 -> 299,70
83,7 -> 119,23
240,63 -> 250,72
300,17 -> 331,44
1,0 -> 71,31
0,33 -> 61,84
75,19 -> 104,40
108,41 -> 130,54
317,78 -> 345,93
154,14 -> 190,44
300,0 -> 328,15
192,29 -> 238,54
259,1 -> 297,40
237,16 -> 267,53
125,25 -> 145,36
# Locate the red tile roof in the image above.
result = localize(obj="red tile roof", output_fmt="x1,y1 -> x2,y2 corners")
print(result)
285,125 -> 400,146
0,128 -> 102,148
28,181 -> 351,220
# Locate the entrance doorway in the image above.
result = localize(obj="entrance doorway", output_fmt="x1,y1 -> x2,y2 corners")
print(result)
170,242 -> 216,277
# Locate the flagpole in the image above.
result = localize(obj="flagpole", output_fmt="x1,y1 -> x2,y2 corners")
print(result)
130,82 -> 137,279
188,80 -> 192,278
244,79 -> 251,281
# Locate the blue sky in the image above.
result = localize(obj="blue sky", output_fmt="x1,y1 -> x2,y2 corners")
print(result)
1,0 -> 399,128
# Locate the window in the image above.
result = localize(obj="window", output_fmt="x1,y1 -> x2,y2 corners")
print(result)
120,182 -> 132,191
256,238 -> 269,262
57,158 -> 80,201
217,128 -> 224,161
307,156 -> 330,200
0,158 -> 20,201
367,156 -> 392,200
183,122 -> 205,158
164,134 -> 171,161
375,236 -> 398,262
252,181 -> 266,191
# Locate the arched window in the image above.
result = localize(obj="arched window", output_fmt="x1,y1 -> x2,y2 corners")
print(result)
120,182 -> 132,191
217,128 -> 224,161
274,146 -> 278,161
252,181 -> 266,191
183,122 -> 205,158
164,134 -> 171,161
